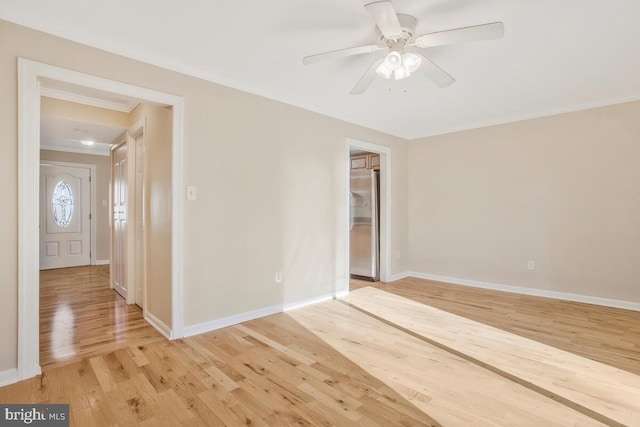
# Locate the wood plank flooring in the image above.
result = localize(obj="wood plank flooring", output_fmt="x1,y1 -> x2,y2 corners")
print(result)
39,266 -> 165,368
290,299 -> 609,426
0,270 -> 636,425
351,277 -> 640,376
342,287 -> 640,426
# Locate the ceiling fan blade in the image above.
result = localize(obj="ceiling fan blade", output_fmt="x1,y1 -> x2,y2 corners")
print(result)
365,1 -> 403,38
417,54 -> 455,88
350,58 -> 385,95
303,45 -> 383,65
413,22 -> 504,48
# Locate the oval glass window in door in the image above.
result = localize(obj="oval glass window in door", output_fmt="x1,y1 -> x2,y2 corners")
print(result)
51,180 -> 74,228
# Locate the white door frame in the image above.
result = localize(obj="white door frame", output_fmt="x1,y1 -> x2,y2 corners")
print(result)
40,161 -> 97,266
345,138 -> 392,287
129,119 -> 147,311
18,58 -> 185,381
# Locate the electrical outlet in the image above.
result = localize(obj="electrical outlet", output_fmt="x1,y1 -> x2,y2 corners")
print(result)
187,186 -> 197,201
528,260 -> 535,270
275,271 -> 282,283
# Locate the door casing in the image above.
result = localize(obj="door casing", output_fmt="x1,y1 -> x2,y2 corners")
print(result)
17,58 -> 185,381
345,138 -> 392,288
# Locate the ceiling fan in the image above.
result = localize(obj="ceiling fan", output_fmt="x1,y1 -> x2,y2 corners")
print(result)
303,0 -> 504,94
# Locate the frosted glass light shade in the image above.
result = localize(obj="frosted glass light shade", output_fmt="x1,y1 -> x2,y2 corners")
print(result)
384,51 -> 402,71
402,53 -> 422,73
375,51 -> 423,81
375,62 -> 392,79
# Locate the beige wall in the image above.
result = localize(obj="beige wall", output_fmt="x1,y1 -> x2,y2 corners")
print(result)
130,104 -> 173,326
0,20 -> 408,371
40,150 -> 111,262
408,101 -> 640,303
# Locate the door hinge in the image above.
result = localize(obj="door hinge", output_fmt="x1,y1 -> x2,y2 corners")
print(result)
89,176 -> 92,182
89,213 -> 92,220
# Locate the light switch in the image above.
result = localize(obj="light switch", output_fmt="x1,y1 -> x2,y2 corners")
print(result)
187,186 -> 197,201
102,200 -> 107,207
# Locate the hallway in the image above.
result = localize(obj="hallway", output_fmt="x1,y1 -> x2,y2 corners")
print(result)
40,265 -> 164,369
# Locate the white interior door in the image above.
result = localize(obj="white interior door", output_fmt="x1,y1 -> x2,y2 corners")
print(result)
112,143 -> 128,300
40,164 -> 91,270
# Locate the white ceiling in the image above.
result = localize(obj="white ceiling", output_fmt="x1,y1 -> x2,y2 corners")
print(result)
3,0 -> 640,139
40,116 -> 125,156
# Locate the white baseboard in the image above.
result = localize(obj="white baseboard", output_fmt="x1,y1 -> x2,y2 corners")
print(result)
0,368 -> 18,387
144,311 -> 172,339
183,290 -> 348,338
387,271 -> 411,282
283,290 -> 348,312
94,259 -> 110,266
183,304 -> 282,338
407,271 -> 640,312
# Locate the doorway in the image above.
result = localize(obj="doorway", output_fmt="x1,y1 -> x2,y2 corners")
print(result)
18,58 -> 185,381
345,138 -> 392,288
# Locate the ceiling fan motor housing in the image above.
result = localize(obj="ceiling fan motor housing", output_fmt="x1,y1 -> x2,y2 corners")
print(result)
378,14 -> 417,48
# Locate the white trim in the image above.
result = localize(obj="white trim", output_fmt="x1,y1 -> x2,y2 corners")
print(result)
410,94 -> 640,140
95,259 -> 110,265
18,58 -> 185,381
183,291 -> 349,338
40,86 -> 138,113
0,369 -> 18,387
40,160 -> 97,267
128,118 -> 147,311
183,305 -> 282,338
386,271 -> 411,282
345,138 -> 392,284
171,99 -> 185,339
407,272 -> 640,312
40,144 -> 111,157
144,311 -> 172,339
18,60 -> 41,381
283,290 -> 349,312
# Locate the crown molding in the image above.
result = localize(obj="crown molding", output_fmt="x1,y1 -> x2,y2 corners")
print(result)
40,86 -> 138,113
40,144 -> 111,156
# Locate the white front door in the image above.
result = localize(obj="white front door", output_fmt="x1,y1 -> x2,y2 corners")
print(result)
112,142 -> 128,300
40,164 -> 91,270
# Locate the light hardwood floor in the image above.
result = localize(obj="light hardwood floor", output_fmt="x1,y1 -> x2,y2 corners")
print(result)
351,277 -> 640,376
340,287 -> 640,426
0,269 -> 637,426
39,266 -> 165,369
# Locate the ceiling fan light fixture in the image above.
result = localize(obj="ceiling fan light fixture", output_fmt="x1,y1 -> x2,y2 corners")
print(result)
383,50 -> 402,71
375,62 -> 392,79
402,52 -> 422,73
376,51 -> 421,81
394,67 -> 408,80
